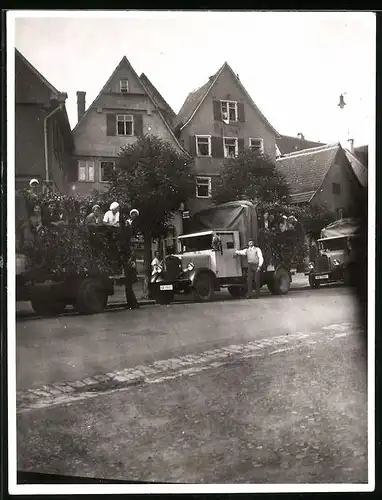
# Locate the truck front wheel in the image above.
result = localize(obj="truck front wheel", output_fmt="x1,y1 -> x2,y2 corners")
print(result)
269,268 -> 291,295
193,273 -> 215,302
31,299 -> 66,316
76,278 -> 107,314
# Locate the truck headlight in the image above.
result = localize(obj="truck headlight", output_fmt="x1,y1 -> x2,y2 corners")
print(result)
308,262 -> 315,270
333,259 -> 340,266
183,262 -> 195,272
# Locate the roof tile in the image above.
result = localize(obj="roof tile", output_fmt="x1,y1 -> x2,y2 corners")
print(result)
276,135 -> 324,155
276,144 -> 340,195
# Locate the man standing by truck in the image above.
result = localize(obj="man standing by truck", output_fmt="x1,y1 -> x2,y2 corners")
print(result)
234,240 -> 264,299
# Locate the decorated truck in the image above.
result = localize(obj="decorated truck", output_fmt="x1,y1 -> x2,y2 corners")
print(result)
307,217 -> 360,288
15,191 -> 136,316
149,200 -> 305,304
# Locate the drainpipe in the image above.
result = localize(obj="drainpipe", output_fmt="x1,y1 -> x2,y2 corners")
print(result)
44,104 -> 63,182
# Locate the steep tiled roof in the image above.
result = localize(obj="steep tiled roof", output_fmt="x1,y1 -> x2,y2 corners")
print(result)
276,143 -> 340,195
277,135 -> 325,155
175,62 -> 279,135
139,73 -> 176,126
289,191 -> 316,203
15,48 -> 60,97
344,149 -> 368,188
174,70 -> 220,128
354,145 -> 368,167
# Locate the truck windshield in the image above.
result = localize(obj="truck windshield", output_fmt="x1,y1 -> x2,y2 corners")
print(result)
319,238 -> 347,252
180,234 -> 213,253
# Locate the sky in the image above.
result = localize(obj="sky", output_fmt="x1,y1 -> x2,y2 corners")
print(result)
11,11 -> 375,147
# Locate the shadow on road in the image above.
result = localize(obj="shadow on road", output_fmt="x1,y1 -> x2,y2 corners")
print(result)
16,283 -> 349,322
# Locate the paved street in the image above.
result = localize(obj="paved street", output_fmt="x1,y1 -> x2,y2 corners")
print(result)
15,285 -> 367,484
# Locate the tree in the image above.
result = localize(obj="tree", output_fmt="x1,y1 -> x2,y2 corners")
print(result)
103,134 -> 194,287
212,148 -> 290,204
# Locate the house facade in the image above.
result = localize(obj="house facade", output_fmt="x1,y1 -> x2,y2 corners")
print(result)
15,49 -> 73,193
174,62 -> 279,215
276,143 -> 367,219
70,56 -> 186,220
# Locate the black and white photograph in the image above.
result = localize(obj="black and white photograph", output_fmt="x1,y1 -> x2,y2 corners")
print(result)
7,10 -> 375,494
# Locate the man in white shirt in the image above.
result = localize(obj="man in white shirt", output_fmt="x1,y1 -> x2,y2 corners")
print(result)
234,240 -> 264,298
103,202 -> 120,226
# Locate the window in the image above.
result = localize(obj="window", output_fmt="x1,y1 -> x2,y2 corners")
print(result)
120,79 -> 129,93
332,182 -> 341,195
78,160 -> 95,182
100,161 -> 115,182
249,138 -> 264,154
116,115 -> 133,136
196,135 -> 211,157
223,137 -> 238,158
196,176 -> 212,198
221,101 -> 238,123
181,234 -> 213,253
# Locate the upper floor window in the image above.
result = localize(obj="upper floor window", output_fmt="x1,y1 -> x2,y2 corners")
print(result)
332,182 -> 341,195
196,135 -> 211,157
100,161 -> 115,182
196,176 -> 212,198
249,138 -> 264,154
116,115 -> 134,136
120,79 -> 129,93
223,137 -> 238,158
78,160 -> 95,182
221,101 -> 238,123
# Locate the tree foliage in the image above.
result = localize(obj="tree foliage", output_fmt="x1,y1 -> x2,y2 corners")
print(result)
212,149 -> 290,204
101,134 -> 194,239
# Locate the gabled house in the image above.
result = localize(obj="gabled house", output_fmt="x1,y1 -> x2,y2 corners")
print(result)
276,143 -> 367,219
174,62 -> 279,214
276,134 -> 324,156
70,56 -> 187,205
15,49 -> 73,193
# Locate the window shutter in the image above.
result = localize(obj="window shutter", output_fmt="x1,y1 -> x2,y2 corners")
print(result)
189,135 -> 197,156
211,136 -> 224,158
238,103 -> 245,123
67,159 -> 78,182
106,114 -> 116,136
238,138 -> 245,152
213,100 -> 222,121
134,114 -> 143,136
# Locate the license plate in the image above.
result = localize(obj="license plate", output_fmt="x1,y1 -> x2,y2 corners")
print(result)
160,284 -> 173,291
316,274 -> 329,279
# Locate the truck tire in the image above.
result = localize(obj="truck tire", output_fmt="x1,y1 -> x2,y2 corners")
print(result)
228,286 -> 247,299
193,273 -> 214,302
269,267 -> 291,295
309,274 -> 320,289
76,277 -> 107,314
31,298 -> 66,316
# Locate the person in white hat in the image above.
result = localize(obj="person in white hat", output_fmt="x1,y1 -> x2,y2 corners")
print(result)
103,201 -> 120,226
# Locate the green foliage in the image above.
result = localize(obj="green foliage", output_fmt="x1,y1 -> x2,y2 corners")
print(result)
103,134 -> 194,239
22,225 -> 122,278
213,149 -> 290,204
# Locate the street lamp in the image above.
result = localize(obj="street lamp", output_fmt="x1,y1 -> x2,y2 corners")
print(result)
337,93 -> 347,109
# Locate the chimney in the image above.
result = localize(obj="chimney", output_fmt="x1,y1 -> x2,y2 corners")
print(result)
348,138 -> 354,153
297,132 -> 305,140
76,91 -> 86,122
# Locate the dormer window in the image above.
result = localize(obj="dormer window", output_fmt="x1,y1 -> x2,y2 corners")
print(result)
221,101 -> 237,123
120,79 -> 129,93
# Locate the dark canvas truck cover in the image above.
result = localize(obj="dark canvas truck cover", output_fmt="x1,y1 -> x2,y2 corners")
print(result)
320,218 -> 361,239
187,200 -> 258,246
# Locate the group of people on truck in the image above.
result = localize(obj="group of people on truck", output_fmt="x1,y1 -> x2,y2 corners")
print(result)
17,181 -> 142,311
